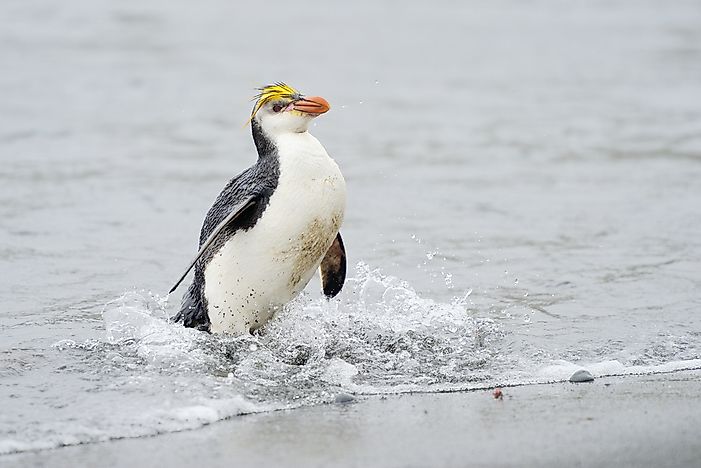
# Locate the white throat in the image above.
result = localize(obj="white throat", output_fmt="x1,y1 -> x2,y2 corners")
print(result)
274,131 -> 329,162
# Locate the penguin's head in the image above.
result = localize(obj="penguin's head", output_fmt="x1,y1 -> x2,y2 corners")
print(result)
250,83 -> 330,137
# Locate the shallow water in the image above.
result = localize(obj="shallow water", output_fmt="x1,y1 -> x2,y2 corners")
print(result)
1,0 -> 701,454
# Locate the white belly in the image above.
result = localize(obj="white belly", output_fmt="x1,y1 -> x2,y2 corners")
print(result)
203,132 -> 346,334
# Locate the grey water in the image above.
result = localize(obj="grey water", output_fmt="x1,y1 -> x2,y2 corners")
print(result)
1,0 -> 701,454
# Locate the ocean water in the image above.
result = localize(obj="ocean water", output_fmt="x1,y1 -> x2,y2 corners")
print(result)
1,0 -> 701,455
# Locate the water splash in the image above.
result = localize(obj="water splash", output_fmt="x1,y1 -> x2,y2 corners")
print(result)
0,263 -> 507,454
3,262 -> 699,455
97,263 -> 506,397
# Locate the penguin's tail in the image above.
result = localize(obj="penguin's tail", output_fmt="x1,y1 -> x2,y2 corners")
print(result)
172,271 -> 211,332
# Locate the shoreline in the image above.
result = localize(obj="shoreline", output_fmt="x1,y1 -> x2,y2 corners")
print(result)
4,369 -> 701,468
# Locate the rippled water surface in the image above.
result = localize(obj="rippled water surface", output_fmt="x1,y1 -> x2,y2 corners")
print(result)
1,0 -> 701,454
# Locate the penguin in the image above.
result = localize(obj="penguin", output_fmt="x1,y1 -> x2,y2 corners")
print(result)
170,83 -> 347,335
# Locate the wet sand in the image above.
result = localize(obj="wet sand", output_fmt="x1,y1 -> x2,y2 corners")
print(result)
5,369 -> 700,468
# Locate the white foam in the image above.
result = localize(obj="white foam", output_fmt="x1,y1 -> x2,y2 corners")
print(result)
321,358 -> 359,386
535,359 -> 701,383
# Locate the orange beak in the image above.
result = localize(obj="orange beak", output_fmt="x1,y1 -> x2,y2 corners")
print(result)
293,96 -> 330,116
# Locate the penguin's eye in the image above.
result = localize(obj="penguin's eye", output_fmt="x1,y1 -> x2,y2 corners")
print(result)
272,104 -> 284,113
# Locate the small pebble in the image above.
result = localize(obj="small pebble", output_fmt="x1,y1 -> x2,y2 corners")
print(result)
334,393 -> 355,404
570,369 -> 594,383
493,388 -> 503,400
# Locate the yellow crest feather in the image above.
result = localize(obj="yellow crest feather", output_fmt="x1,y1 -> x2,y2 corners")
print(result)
248,82 -> 301,124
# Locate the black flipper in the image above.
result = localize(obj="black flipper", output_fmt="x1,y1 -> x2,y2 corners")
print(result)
172,269 -> 210,331
171,194 -> 259,332
168,195 -> 257,295
320,232 -> 346,298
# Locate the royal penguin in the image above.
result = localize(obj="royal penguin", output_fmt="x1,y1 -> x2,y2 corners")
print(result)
170,83 -> 347,334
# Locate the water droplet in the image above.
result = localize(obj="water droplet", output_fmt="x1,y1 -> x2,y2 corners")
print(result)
374,80 -> 380,85
444,273 -> 453,289
514,278 -> 519,284
359,101 -> 364,105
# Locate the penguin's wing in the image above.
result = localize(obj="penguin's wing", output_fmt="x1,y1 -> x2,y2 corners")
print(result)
168,195 -> 257,294
320,232 -> 346,298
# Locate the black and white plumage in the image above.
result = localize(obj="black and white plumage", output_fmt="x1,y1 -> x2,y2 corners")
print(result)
171,83 -> 347,335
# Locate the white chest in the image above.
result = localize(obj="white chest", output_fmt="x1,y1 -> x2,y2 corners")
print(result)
271,132 -> 347,233
203,132 -> 346,334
